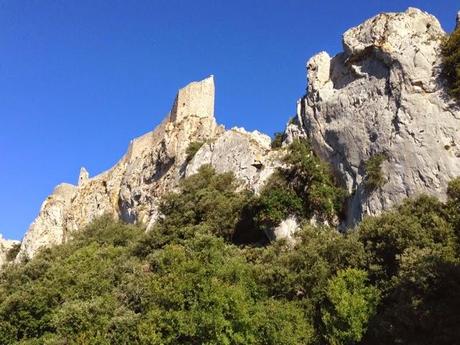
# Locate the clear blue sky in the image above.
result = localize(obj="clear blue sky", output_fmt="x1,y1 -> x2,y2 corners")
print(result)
1,1 -> 457,240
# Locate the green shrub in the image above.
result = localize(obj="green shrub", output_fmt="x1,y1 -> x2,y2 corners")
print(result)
356,195 -> 456,284
446,177 -> 460,239
271,132 -> 285,149
321,268 -> 380,345
441,27 -> 460,101
5,243 -> 20,262
253,173 -> 304,227
447,177 -> 460,202
134,165 -> 252,255
185,141 -> 205,162
255,139 -> 347,227
364,153 -> 387,190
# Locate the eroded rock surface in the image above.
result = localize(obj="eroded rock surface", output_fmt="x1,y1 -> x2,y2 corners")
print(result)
297,7 -> 460,224
186,127 -> 283,194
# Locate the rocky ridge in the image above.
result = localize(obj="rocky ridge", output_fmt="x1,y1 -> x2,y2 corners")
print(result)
14,76 -> 280,261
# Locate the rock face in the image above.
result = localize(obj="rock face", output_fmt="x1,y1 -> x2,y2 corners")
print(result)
15,76 -> 280,261
0,235 -> 20,268
186,127 -> 282,193
297,7 -> 460,224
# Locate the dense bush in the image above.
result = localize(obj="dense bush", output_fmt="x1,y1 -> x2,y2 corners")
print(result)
321,268 -> 380,345
364,153 -> 387,191
5,243 -> 20,262
255,139 -> 347,227
134,165 -> 252,255
185,141 -> 205,162
271,132 -> 285,149
0,160 -> 459,344
441,27 -> 460,101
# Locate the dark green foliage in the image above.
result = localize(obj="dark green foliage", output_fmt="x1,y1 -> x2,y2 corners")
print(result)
5,243 -> 20,262
441,27 -> 460,101
271,132 -> 285,149
0,164 -> 459,344
185,140 -> 205,162
356,194 -> 460,345
364,153 -> 387,190
447,177 -> 460,238
255,139 -> 347,227
252,172 -> 304,227
134,165 -> 251,254
356,195 -> 456,285
248,225 -> 366,304
365,251 -> 460,345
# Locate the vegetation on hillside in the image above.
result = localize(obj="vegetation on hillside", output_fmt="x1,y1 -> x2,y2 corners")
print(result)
255,139 -> 347,227
185,141 -> 205,162
0,143 -> 459,344
442,26 -> 460,101
271,132 -> 285,149
364,153 -> 387,191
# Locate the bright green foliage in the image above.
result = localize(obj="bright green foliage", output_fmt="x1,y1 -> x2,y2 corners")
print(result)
321,268 -> 380,345
356,195 -> 456,285
0,218 -> 144,344
364,153 -> 387,190
0,222 -> 313,344
255,139 -> 347,226
185,141 -> 205,161
131,235 -> 313,345
271,132 -> 285,149
442,27 -> 460,101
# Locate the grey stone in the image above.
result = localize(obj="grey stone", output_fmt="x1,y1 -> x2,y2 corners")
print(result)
296,8 -> 460,224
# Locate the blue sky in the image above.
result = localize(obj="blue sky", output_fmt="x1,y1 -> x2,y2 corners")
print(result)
1,1 -> 458,240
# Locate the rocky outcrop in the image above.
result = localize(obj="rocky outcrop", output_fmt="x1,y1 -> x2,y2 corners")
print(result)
0,235 -> 20,268
297,7 -> 460,224
186,127 -> 283,193
15,76 -> 280,261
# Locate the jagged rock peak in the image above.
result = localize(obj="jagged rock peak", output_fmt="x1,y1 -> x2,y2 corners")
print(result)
170,75 -> 215,123
296,7 -> 460,224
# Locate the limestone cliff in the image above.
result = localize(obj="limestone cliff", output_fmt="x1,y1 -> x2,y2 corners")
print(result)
15,76 -> 280,261
295,7 -> 460,224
